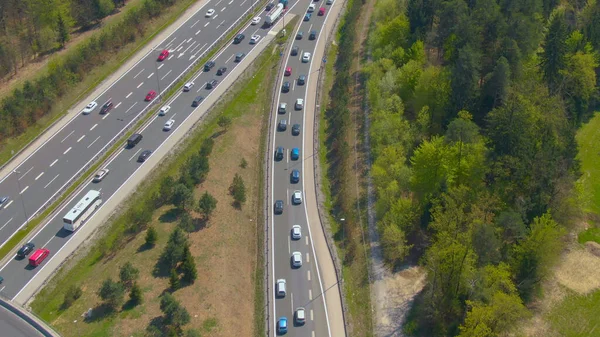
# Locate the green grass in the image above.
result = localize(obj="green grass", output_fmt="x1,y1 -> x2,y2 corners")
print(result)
31,33 -> 284,336
545,287 -> 600,336
578,227 -> 600,244
576,111 -> 600,215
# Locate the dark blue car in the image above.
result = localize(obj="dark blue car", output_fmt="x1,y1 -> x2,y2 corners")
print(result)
291,169 -> 300,183
304,13 -> 311,21
291,148 -> 300,160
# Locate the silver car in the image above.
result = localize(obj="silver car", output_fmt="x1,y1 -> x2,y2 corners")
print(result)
291,251 -> 302,268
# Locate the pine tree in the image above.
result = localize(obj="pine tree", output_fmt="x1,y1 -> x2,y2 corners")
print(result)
57,14 -> 70,48
145,226 -> 158,246
169,268 -> 180,290
197,192 -> 217,220
129,282 -> 143,306
181,245 -> 198,284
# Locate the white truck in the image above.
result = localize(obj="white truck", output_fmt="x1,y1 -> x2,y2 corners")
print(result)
265,3 -> 284,26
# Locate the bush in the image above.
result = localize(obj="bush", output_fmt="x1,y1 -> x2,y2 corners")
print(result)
62,284 -> 82,309
98,278 -> 125,311
145,226 -> 158,246
129,282 -> 143,306
119,262 -> 140,287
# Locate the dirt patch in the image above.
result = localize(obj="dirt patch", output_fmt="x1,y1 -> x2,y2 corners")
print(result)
555,245 -> 600,295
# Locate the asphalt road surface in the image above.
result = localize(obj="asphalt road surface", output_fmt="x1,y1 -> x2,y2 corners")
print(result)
0,0 -> 260,250
0,304 -> 45,337
0,0 -> 298,301
269,1 -> 342,336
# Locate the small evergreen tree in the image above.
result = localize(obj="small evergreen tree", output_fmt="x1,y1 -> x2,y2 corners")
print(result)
57,14 -> 70,48
197,192 -> 217,220
145,226 -> 158,246
169,268 -> 180,290
98,278 -> 125,310
62,284 -> 82,309
217,115 -> 232,130
119,262 -> 139,287
230,173 -> 246,207
129,282 -> 143,306
181,245 -> 198,284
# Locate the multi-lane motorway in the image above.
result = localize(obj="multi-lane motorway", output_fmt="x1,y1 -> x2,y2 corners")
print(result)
269,0 -> 345,336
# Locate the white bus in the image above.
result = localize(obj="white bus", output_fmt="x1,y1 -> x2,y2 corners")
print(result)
63,190 -> 102,232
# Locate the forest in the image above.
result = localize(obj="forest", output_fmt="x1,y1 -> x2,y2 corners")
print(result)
366,0 -> 599,335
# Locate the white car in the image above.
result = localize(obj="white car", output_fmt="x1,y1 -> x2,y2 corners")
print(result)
205,9 -> 215,17
251,16 -> 261,25
292,190 -> 303,204
308,4 -> 316,12
158,105 -> 171,116
93,168 -> 109,182
276,279 -> 286,297
295,307 -> 306,325
302,52 -> 311,63
163,119 -> 175,131
82,101 -> 98,114
291,251 -> 303,267
291,225 -> 302,240
250,35 -> 261,44
183,82 -> 194,91
295,98 -> 304,110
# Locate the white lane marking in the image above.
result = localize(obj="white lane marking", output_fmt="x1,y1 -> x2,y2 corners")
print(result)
147,72 -> 154,79
195,29 -> 201,35
309,289 -> 312,300
18,166 -> 34,180
129,149 -> 142,161
196,83 -> 207,92
288,236 -> 290,254
35,172 -> 44,181
167,54 -> 174,60
102,113 -> 110,120
0,286 -> 5,293
306,252 -> 310,263
176,46 -> 183,52
187,37 -> 192,43
43,174 -> 59,188
63,147 -> 72,155
77,135 -> 85,143
137,82 -> 144,88
3,201 -> 13,209
174,40 -> 185,50
164,37 -> 176,49
158,64 -> 164,70
291,292 -> 294,312
228,0 -> 233,4
19,186 -> 28,194
90,124 -> 98,131
183,41 -> 197,53
308,23 -> 313,33
286,188 -> 289,205
43,235 -> 53,248
0,218 -> 13,231
240,0 -> 247,6
204,22 -> 210,27
219,19 -> 225,26
161,69 -> 172,80
305,235 -> 309,245
286,149 -> 289,163
226,53 -> 234,63
190,19 -> 200,28
312,331 -> 315,337
115,102 -> 122,109
87,136 -> 101,149
49,159 -> 58,167
311,309 -> 314,321
126,102 -> 138,113
61,130 -> 74,143
292,80 -> 296,91
213,14 -> 218,19
133,68 -> 144,78
126,92 -> 133,98
252,28 -> 259,36
190,42 -> 204,55
307,270 -> 311,281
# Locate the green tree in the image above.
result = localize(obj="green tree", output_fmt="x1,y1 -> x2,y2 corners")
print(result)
159,227 -> 189,270
199,137 -> 215,157
159,176 -> 176,205
129,282 -> 143,306
181,245 -> 198,284
178,211 -> 195,233
560,50 -> 598,123
119,262 -> 139,287
171,184 -> 195,211
98,278 -> 125,310
539,11 -> 569,93
185,329 -> 202,337
217,115 -> 232,130
197,192 -> 217,220
160,293 -> 190,330
230,173 -> 246,207
145,226 -> 158,246
480,56 -> 511,112
169,268 -> 180,290
379,222 -> 410,265
62,284 -> 82,309
56,13 -> 69,48
458,292 -> 529,337
410,136 -> 449,202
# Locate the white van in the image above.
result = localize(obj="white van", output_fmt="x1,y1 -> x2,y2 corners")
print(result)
276,279 -> 286,297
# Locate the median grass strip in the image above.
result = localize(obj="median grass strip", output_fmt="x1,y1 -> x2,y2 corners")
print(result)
30,35 -> 281,337
0,3 -> 264,264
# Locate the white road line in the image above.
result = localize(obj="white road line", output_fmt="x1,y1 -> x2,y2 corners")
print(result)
43,236 -> 53,248
252,28 -> 259,36
126,92 -> 133,98
292,81 -> 296,91
187,37 -> 192,43
307,270 -> 311,281
196,83 -> 207,92
286,188 -> 289,205
228,0 -> 233,4
308,24 -> 313,32
219,19 -> 225,26
226,53 -> 234,63
176,46 -> 183,52
306,252 -> 310,263
63,147 -> 72,155
88,136 -> 101,149
126,102 -> 138,113
305,235 -> 309,245
291,292 -> 294,312
195,29 -> 201,35
286,149 -> 289,163
61,130 -> 74,143
0,218 -> 12,231
3,201 -> 13,209
77,135 -> 85,143
158,63 -> 164,70
147,72 -> 154,79
129,149 -> 142,161
183,41 -> 197,53
191,19 -> 200,28
90,124 -> 98,131
174,40 -> 185,50
102,113 -> 110,120
240,0 -> 247,6
309,289 -> 313,300
190,43 -> 203,55
311,309 -> 314,321
312,331 -> 315,337
49,159 -> 58,167
161,69 -> 172,80
18,166 -> 34,180
213,14 -> 218,19
35,172 -> 44,181
19,186 -> 28,194
137,82 -> 144,88
288,236 -> 290,254
168,55 -> 174,60
44,174 -> 59,188
115,102 -> 122,109
204,22 -> 210,27
0,286 -> 5,293
133,68 -> 144,78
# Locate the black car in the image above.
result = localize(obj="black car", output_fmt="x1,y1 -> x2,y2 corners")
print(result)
206,79 -> 218,89
274,200 -> 284,214
17,242 -> 35,258
292,123 -> 301,136
235,52 -> 246,62
217,67 -> 227,75
282,81 -> 290,92
233,33 -> 245,44
100,101 -> 113,114
204,61 -> 215,71
275,146 -> 284,160
278,119 -> 287,131
296,31 -> 303,40
266,2 -> 275,10
291,46 -> 299,56
192,96 -> 204,107
297,75 -> 306,85
138,150 -> 152,162
309,30 -> 317,40
0,196 -> 8,206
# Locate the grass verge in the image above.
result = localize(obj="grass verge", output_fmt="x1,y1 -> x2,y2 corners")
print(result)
576,111 -> 600,215
30,33 -> 283,337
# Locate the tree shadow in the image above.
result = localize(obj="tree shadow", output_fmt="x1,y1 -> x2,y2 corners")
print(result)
231,201 -> 242,210
146,316 -> 165,336
121,298 -> 139,311
83,303 -> 117,323
159,207 -> 181,223
211,130 -> 226,139
137,242 -> 155,253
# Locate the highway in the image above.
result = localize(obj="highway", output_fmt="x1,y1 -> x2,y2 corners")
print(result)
268,0 -> 345,336
0,0 -> 304,301
0,0 -> 260,249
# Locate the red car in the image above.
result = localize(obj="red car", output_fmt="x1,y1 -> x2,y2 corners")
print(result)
318,7 -> 326,15
145,90 -> 157,101
285,66 -> 292,76
157,49 -> 169,61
